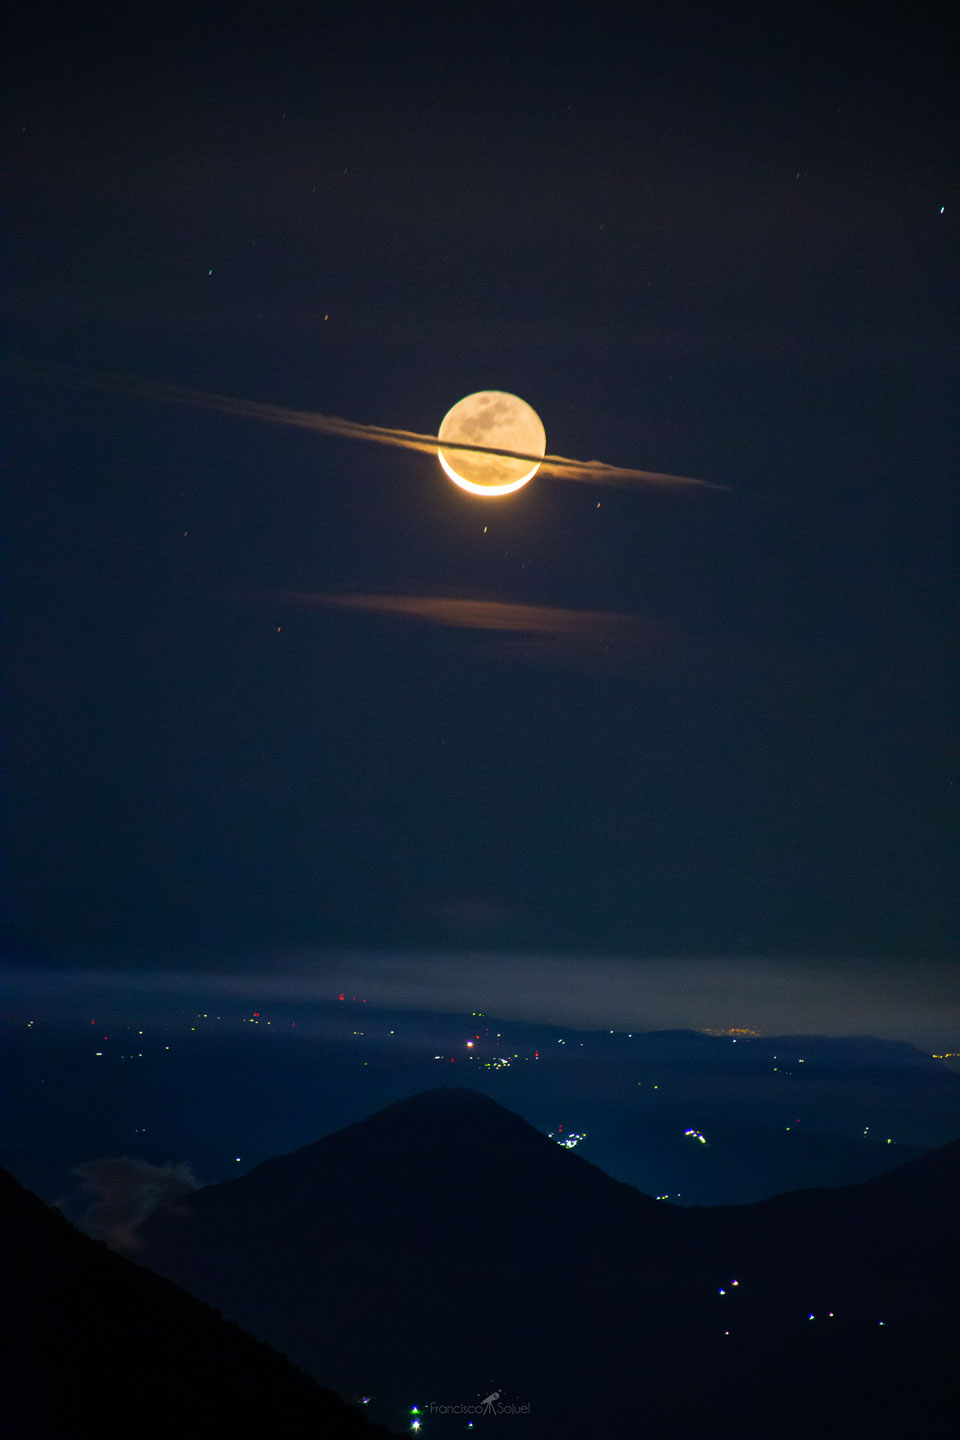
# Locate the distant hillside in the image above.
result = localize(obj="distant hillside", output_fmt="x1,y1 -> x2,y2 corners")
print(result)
6,1012 -> 956,1210
137,1088 -> 960,1438
0,1168 -> 397,1440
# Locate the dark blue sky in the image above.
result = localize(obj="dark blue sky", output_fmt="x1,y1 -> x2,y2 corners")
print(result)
5,2 -> 954,985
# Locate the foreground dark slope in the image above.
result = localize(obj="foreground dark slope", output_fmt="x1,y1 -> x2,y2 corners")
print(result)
138,1089 -> 959,1439
0,1169 -> 396,1440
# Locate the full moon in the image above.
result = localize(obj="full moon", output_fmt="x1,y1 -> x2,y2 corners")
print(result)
437,391 -> 546,497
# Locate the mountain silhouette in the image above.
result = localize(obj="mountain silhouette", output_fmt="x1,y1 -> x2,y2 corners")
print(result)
135,1088 -> 957,1438
0,1167 -> 397,1440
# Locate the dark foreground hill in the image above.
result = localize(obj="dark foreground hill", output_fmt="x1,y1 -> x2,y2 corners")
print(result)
0,1168 -> 397,1440
136,1088 -> 959,1438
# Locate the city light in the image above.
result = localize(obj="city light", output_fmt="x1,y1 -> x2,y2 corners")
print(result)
549,1130 -> 587,1150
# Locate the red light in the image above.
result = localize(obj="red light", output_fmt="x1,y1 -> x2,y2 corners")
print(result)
253,1012 -> 259,1017
338,993 -> 345,1001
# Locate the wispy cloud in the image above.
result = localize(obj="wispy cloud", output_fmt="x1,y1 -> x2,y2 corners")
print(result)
263,590 -> 666,667
9,953 -> 955,1049
72,1157 -> 199,1250
281,590 -> 646,634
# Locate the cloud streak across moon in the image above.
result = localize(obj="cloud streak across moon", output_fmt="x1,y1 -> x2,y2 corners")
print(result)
20,364 -> 715,490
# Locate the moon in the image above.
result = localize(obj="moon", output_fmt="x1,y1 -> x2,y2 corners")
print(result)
437,391 -> 546,497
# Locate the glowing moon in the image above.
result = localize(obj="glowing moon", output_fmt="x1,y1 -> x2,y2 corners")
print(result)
437,391 -> 546,497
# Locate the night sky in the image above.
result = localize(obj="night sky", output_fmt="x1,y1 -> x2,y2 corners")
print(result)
5,4 -> 955,1031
